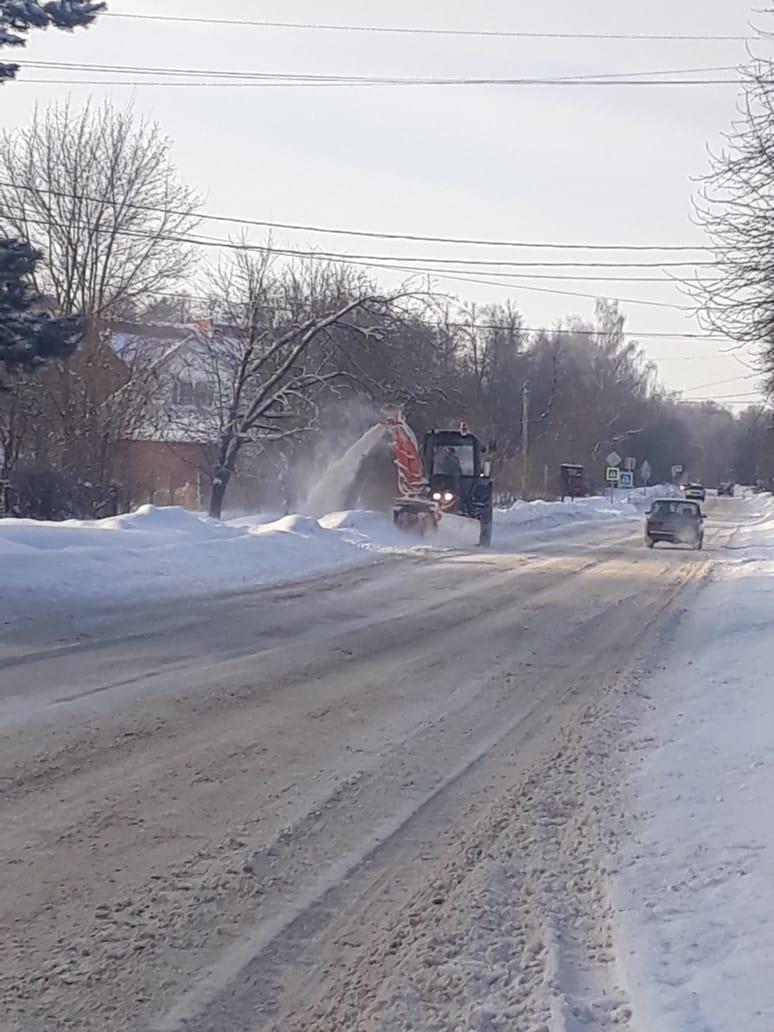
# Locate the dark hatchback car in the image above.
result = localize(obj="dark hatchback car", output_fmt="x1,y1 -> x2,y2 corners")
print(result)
645,498 -> 704,550
718,482 -> 735,497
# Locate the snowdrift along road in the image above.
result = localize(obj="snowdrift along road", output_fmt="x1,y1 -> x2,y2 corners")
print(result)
0,488 -> 666,624
612,491 -> 774,1032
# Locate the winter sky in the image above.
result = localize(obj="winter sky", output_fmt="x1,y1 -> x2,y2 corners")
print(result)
1,0 -> 769,404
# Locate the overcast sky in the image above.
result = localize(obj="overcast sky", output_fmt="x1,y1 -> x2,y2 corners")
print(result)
2,0 -> 770,404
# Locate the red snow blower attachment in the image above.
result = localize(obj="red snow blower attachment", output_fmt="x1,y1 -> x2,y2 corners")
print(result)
383,413 -> 440,536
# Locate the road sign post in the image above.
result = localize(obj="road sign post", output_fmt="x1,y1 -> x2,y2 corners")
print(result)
606,465 -> 620,501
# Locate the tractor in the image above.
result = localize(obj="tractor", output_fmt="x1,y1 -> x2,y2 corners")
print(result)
387,416 -> 495,547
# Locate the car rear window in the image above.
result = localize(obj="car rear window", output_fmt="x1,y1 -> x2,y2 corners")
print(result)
652,500 -> 699,516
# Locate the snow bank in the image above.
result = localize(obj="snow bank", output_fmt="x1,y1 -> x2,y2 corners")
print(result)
495,486 -> 669,533
613,500 -> 774,1031
0,491 -> 667,622
0,506 -> 388,621
729,492 -> 774,561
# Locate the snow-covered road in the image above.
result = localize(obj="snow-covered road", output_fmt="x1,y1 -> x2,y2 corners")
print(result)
0,492 -> 767,1031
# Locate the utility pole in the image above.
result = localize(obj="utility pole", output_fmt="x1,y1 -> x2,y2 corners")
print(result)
520,380 -> 530,499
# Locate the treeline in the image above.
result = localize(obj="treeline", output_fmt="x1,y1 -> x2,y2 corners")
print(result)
1,99 -> 772,520
310,295 -> 771,501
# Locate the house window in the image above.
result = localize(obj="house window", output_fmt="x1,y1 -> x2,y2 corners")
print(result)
172,378 -> 195,407
172,378 -> 212,408
194,381 -> 213,408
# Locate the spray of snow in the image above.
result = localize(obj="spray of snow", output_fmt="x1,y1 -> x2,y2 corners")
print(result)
303,423 -> 388,517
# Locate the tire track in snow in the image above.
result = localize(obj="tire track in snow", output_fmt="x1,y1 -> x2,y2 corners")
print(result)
172,564 -> 706,1032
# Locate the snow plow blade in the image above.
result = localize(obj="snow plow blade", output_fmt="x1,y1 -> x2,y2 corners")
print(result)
392,497 -> 440,537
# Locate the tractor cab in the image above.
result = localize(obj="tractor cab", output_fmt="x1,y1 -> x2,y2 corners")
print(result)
423,425 -> 494,545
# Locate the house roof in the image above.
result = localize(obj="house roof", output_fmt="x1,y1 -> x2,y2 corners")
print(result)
109,320 -> 223,446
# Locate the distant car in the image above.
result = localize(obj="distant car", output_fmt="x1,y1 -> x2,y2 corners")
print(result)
718,482 -> 735,497
646,498 -> 704,550
684,483 -> 706,501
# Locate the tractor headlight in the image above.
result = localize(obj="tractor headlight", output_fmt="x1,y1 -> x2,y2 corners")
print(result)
443,491 -> 454,502
432,491 -> 442,501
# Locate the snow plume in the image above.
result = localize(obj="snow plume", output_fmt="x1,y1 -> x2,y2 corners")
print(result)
303,423 -> 388,518
291,399 -> 389,517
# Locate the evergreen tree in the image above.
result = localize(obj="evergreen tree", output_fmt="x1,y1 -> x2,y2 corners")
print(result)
0,0 -> 103,375
0,239 -> 82,376
1,1 -> 104,81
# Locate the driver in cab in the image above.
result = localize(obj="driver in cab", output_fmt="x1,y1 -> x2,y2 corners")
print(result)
439,446 -> 462,498
439,446 -> 462,478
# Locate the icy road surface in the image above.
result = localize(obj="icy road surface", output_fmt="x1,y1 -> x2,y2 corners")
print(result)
0,495 -> 750,1031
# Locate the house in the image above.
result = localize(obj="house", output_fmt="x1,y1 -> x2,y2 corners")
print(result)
110,318 -> 297,515
110,319 -> 219,510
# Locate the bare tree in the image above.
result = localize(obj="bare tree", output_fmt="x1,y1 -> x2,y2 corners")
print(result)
690,61 -> 774,393
0,377 -> 33,514
0,99 -> 199,514
734,403 -> 774,484
0,98 -> 199,320
188,248 -> 402,518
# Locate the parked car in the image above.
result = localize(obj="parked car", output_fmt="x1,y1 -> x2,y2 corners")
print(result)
684,482 -> 706,501
645,498 -> 704,550
718,482 -> 735,497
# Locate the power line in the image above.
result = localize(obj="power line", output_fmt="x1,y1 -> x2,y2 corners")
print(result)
100,12 -> 755,43
3,219 -> 699,310
121,295 -> 736,363
234,251 -> 716,269
0,206 -> 710,286
192,222 -> 723,255
21,60 -> 740,83
352,273 -> 716,283
681,374 -> 758,392
0,192 -> 697,310
0,179 -> 726,254
13,61 -> 752,89
1,215 -> 716,273
1,231 -> 680,313
15,74 -> 752,88
21,59 -> 743,84
683,391 -> 764,402
135,296 -> 730,342
142,233 -> 699,309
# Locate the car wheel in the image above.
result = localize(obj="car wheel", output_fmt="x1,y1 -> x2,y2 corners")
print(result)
646,537 -> 655,549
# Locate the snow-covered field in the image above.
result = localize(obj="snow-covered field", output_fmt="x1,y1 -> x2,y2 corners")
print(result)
0,489 -> 662,620
614,492 -> 774,1031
